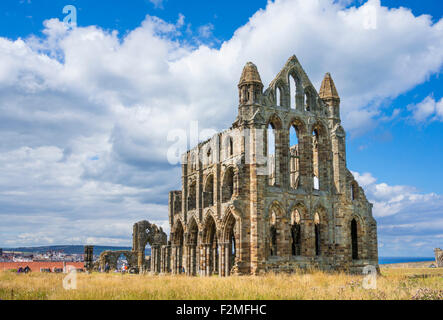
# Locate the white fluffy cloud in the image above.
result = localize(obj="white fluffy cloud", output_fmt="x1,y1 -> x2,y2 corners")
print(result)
353,171 -> 443,256
0,0 -> 442,249
409,95 -> 443,122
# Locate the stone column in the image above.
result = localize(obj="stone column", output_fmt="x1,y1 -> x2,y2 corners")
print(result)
212,245 -> 218,275
203,244 -> 208,275
299,133 -> 313,191
150,246 -> 156,274
224,242 -> 230,276
160,246 -> 165,273
83,245 -> 94,271
137,250 -> 145,273
219,243 -> 225,277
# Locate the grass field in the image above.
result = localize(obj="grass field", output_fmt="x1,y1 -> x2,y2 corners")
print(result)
0,267 -> 442,300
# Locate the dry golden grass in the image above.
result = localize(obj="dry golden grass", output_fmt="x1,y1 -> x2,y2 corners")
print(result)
0,268 -> 442,300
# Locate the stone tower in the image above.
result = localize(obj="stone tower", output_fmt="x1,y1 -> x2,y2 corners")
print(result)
165,55 -> 378,276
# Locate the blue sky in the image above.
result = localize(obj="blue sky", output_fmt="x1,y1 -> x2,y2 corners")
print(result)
0,0 -> 442,257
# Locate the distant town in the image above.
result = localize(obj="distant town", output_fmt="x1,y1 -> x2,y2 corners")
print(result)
0,246 -> 147,273
0,248 -> 87,263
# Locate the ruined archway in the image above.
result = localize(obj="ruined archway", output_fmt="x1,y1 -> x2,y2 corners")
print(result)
187,217 -> 199,275
311,121 -> 329,192
202,214 -> 219,276
188,180 -> 197,211
291,209 -> 302,256
173,220 -> 185,274
222,167 -> 234,202
351,218 -> 358,260
132,220 -> 167,273
267,202 -> 285,258
203,174 -> 214,208
314,212 -> 321,256
222,210 -> 240,276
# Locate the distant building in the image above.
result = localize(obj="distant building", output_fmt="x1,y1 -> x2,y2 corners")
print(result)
0,248 -> 3,256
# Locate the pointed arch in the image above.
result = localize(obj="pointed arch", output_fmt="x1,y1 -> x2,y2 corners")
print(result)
267,201 -> 285,257
222,166 -> 235,202
222,209 -> 240,276
172,219 -> 185,244
289,124 -> 300,189
187,216 -> 199,245
304,86 -> 317,112
276,86 -> 282,106
172,219 -> 185,274
202,213 -> 219,275
312,206 -> 328,257
188,179 -> 197,211
290,209 -> 302,256
351,218 -> 358,260
187,216 -> 199,275
311,121 -> 328,192
314,212 -> 321,256
267,114 -> 282,187
224,135 -> 234,158
267,113 -> 283,130
349,214 -> 365,261
203,174 -> 214,207
288,69 -> 303,110
288,118 -> 307,190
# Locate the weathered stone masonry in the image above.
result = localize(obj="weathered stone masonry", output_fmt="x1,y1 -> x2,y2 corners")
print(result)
102,55 -> 379,276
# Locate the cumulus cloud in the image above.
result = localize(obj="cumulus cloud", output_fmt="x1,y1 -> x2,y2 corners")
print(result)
0,0 -> 442,248
408,95 -> 443,123
353,171 -> 443,256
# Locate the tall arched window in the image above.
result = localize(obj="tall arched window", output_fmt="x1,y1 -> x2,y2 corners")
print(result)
276,87 -> 282,107
188,181 -> 196,210
270,211 -> 277,256
351,219 -> 358,260
188,218 -> 199,275
204,215 -> 219,275
312,129 -> 320,190
267,123 -> 276,186
290,75 -> 297,109
229,137 -> 233,157
314,212 -> 320,256
270,226 -> 277,256
222,167 -> 234,202
174,221 -> 185,274
291,209 -> 301,256
305,92 -> 310,111
225,213 -> 237,275
290,125 -> 300,189
305,89 -> 316,112
204,175 -> 214,207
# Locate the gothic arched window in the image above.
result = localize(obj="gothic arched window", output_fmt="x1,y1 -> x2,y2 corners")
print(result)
351,218 -> 358,260
314,212 -> 320,256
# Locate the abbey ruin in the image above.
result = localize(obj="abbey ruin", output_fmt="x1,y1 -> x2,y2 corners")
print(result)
96,55 -> 379,276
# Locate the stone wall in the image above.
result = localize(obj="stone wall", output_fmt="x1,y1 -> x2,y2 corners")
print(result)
161,55 -> 379,276
435,248 -> 443,267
